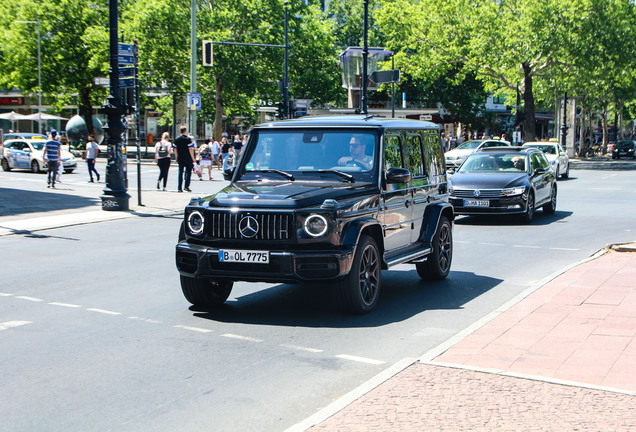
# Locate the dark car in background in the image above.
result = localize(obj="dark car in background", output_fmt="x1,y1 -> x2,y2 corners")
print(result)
612,140 -> 636,160
176,116 -> 454,313
448,147 -> 557,223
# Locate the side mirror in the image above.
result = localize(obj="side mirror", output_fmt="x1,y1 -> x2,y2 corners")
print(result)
386,167 -> 411,184
223,167 -> 235,181
533,167 -> 546,176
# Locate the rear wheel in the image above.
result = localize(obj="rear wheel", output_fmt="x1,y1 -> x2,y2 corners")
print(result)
180,276 -> 233,307
520,192 -> 535,223
416,215 -> 453,280
335,235 -> 381,314
1,158 -> 11,171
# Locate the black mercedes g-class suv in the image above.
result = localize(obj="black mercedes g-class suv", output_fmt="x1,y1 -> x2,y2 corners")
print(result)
176,115 -> 454,313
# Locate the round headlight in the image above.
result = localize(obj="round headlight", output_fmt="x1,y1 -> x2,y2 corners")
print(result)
188,210 -> 204,235
304,214 -> 328,237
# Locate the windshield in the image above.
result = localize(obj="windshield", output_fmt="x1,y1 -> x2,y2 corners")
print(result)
525,144 -> 556,154
617,141 -> 634,149
458,153 -> 528,173
31,142 -> 45,150
239,129 -> 377,180
455,140 -> 483,150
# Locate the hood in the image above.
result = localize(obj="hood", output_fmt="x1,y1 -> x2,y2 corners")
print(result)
206,180 -> 377,209
445,149 -> 473,159
449,172 -> 527,189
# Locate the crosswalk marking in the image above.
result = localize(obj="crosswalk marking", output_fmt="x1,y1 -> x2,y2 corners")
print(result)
336,354 -> 385,365
0,321 -> 32,331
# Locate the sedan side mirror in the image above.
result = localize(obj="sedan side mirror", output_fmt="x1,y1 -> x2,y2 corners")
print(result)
386,167 -> 411,184
533,167 -> 546,175
223,167 -> 235,181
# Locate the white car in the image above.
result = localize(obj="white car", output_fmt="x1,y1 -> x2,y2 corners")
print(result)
445,139 -> 511,170
522,142 -> 569,179
1,138 -> 77,173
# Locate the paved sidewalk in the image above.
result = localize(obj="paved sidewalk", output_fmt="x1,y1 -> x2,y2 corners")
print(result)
295,245 -> 636,431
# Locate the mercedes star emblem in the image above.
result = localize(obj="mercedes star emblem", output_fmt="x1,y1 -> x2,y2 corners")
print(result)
473,190 -> 481,198
239,216 -> 259,238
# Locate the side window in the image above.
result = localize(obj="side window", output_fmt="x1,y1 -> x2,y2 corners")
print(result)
530,153 -> 547,171
404,134 -> 425,178
422,132 -> 444,178
384,135 -> 402,169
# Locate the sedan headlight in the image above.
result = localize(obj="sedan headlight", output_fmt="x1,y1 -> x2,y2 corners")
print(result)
501,187 -> 526,196
303,214 -> 329,237
187,210 -> 205,235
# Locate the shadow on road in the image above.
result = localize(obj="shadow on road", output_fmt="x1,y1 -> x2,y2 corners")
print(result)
0,187 -> 99,217
191,270 -> 502,328
455,210 -> 573,226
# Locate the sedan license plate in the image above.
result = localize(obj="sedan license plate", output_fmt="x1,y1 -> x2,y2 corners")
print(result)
464,199 -> 490,207
219,249 -> 269,264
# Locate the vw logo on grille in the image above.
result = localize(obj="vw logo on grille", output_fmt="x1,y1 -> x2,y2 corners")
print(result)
239,216 -> 259,238
473,190 -> 481,198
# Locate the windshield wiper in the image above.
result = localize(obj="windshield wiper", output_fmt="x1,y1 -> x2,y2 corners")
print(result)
255,169 -> 295,181
305,169 -> 355,183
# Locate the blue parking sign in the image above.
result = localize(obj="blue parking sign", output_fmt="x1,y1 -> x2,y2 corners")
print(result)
187,92 -> 202,111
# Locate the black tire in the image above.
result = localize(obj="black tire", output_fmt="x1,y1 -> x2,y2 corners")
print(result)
180,275 -> 233,307
31,160 -> 40,173
1,158 -> 11,171
520,191 -> 535,223
554,164 -> 560,180
64,169 -> 74,174
335,234 -> 381,314
543,185 -> 557,214
562,163 -> 569,179
416,215 -> 452,280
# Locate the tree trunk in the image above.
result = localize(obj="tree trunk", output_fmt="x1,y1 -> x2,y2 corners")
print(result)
78,87 -> 95,144
213,77 -> 224,140
578,106 -> 586,157
521,63 -> 536,142
602,106 -> 609,154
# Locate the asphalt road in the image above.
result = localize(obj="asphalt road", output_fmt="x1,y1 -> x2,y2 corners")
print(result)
1,168 -> 635,431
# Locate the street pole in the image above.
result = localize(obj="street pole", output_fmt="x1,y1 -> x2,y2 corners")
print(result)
561,92 -> 568,151
16,20 -> 41,134
190,0 -> 197,138
284,1 -> 289,119
361,0 -> 369,115
391,55 -> 395,118
100,0 -> 130,211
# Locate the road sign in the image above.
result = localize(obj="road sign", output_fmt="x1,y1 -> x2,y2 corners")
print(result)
120,78 -> 135,88
118,43 -> 134,54
119,66 -> 135,78
187,92 -> 202,111
118,43 -> 135,66
370,69 -> 400,84
118,54 -> 134,65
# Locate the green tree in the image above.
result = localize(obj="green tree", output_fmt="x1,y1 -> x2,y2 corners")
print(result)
0,0 -> 110,133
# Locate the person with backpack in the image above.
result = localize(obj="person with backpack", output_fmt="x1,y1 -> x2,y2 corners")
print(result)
155,131 -> 173,191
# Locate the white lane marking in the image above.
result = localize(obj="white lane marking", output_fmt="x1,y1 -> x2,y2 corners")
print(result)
478,242 -> 505,246
129,316 -> 161,324
0,321 -> 32,331
0,292 -> 13,297
49,302 -> 81,308
174,324 -> 213,333
15,296 -> 44,302
550,247 -> 580,251
221,333 -> 264,343
280,344 -> 324,353
86,308 -> 121,316
512,245 -> 541,249
335,354 -> 386,365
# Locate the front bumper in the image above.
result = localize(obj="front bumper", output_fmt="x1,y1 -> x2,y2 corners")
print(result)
176,242 -> 354,283
449,195 -> 528,215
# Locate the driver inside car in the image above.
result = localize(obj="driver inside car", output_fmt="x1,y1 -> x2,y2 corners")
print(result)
338,135 -> 373,169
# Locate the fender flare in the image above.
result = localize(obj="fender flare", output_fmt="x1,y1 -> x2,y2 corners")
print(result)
419,202 -> 454,245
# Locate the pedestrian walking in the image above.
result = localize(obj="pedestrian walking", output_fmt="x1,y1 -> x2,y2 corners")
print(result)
231,134 -> 243,166
198,143 -> 214,180
43,130 -> 61,189
85,135 -> 101,183
209,137 -> 221,170
154,131 -> 172,190
220,136 -> 231,172
174,126 -> 195,192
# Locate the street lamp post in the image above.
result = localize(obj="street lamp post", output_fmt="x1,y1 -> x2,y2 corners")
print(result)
16,19 -> 42,134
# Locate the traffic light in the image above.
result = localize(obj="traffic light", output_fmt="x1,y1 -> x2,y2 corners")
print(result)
202,40 -> 213,66
276,102 -> 285,119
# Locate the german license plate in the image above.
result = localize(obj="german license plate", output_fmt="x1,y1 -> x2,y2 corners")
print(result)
219,249 -> 270,264
464,199 -> 490,207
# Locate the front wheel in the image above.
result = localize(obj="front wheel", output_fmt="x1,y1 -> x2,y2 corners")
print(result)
31,160 -> 40,173
416,215 -> 453,280
180,275 -> 233,307
335,235 -> 381,314
562,163 -> 569,179
520,192 -> 535,223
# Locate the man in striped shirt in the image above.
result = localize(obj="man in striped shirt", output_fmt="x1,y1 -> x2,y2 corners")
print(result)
44,130 -> 61,188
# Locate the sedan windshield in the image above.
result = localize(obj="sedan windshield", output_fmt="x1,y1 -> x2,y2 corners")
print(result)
240,129 -> 377,178
455,140 -> 483,150
459,153 -> 528,173
616,141 -> 634,149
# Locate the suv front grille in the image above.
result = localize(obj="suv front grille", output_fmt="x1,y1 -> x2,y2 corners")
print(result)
207,211 -> 294,240
451,189 -> 504,199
